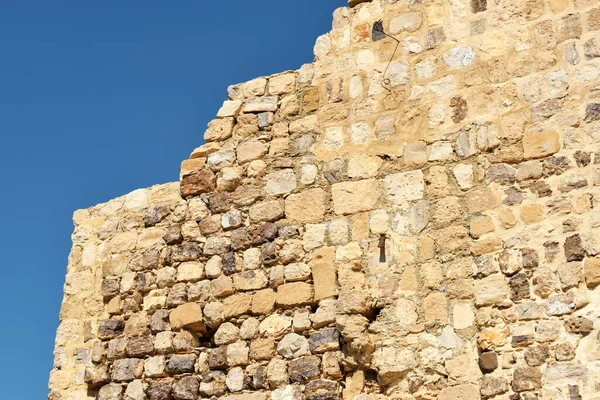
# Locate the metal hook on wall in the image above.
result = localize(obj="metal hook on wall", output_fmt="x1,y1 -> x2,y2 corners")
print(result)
372,20 -> 400,93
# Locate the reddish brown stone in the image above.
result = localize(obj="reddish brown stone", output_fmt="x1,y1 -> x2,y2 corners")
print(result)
180,169 -> 215,197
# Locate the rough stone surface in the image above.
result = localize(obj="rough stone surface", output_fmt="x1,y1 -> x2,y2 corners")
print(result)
51,3 -> 600,400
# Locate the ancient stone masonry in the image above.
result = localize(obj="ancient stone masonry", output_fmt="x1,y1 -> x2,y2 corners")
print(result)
49,0 -> 600,399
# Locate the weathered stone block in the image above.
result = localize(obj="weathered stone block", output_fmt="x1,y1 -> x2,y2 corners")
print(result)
331,179 -> 382,215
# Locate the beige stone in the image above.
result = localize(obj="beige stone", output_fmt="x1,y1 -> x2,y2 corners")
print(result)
383,170 -> 425,204
276,282 -> 314,308
205,118 -> 235,142
347,154 -> 382,178
332,179 -> 382,215
237,140 -> 268,164
523,131 -> 560,159
520,204 -> 544,224
475,274 -> 509,306
249,201 -> 284,222
584,257 -> 600,288
223,293 -> 252,319
471,236 -> 503,256
169,303 -> 206,334
285,188 -> 327,223
269,72 -> 296,95
404,141 -> 428,166
311,247 -> 337,301
424,292 -> 448,324
217,100 -> 242,118
470,216 -> 495,239
453,303 -> 474,329
438,384 -> 480,400
251,289 -> 276,315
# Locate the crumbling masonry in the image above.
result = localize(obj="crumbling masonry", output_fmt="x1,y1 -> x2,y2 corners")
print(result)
50,0 -> 600,399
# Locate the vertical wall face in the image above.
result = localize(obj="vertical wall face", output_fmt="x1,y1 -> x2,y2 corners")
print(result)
50,0 -> 600,399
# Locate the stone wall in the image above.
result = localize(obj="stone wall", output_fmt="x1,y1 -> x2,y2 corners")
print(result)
49,0 -> 600,399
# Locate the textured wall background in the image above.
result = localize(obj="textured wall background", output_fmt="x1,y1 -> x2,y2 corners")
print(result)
50,0 -> 600,399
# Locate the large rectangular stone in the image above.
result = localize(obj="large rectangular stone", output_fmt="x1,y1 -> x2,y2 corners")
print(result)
332,179 -> 382,215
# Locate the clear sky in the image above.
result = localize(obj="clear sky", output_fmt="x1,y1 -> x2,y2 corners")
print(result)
0,1 -> 343,397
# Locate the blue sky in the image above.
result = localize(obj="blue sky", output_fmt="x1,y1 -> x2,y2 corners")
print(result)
0,1 -> 342,397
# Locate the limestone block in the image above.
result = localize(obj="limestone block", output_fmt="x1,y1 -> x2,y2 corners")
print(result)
523,131 -> 560,159
169,303 -> 206,334
475,274 -> 509,306
205,118 -> 234,142
237,140 -> 268,164
277,282 -> 314,308
383,171 -> 424,204
217,100 -> 242,118
285,188 -> 327,223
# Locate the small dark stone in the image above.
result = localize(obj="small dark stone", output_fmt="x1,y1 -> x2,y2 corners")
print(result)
503,187 -> 523,205
585,103 -> 600,122
574,151 -> 592,167
288,355 -> 321,383
569,385 -> 583,400
471,0 -> 487,13
248,365 -> 267,389
250,222 -> 278,246
230,227 -> 250,250
512,367 -> 542,393
521,248 -> 539,268
309,328 -> 340,353
167,283 -> 188,307
305,379 -> 340,400
147,378 -> 173,400
208,346 -> 227,370
450,96 -> 468,123
167,354 -> 196,375
544,241 -> 560,263
171,242 -> 202,262
479,351 -> 498,373
150,309 -> 171,333
565,316 -> 594,335
543,156 -> 571,177
524,344 -> 550,367
564,234 -> 585,262
101,278 -> 120,299
208,192 -> 232,214
172,376 -> 198,400
372,20 -> 385,41
512,335 -> 534,348
98,318 -> 125,340
126,335 -> 154,357
261,242 -> 279,266
222,252 -> 237,275
198,215 -> 221,236
487,163 -> 516,184
145,205 -> 171,227
180,169 -> 215,198
509,273 -> 530,302
530,181 -> 552,197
